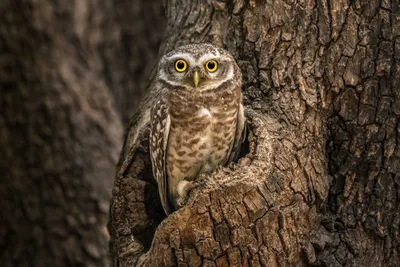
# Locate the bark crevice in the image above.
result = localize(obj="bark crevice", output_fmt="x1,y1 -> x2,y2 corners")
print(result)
109,0 -> 400,266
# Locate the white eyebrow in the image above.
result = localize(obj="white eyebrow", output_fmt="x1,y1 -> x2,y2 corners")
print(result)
198,51 -> 221,63
165,53 -> 195,62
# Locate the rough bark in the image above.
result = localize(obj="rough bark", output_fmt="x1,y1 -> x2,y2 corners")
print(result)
109,0 -> 400,266
0,1 -> 128,266
1,0 -> 166,265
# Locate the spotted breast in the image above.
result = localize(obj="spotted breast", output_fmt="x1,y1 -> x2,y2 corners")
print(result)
149,43 -> 245,215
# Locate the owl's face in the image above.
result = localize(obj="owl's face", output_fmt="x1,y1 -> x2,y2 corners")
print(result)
157,43 -> 239,91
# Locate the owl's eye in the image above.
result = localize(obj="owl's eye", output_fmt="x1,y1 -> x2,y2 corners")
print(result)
175,59 -> 187,72
205,60 -> 218,72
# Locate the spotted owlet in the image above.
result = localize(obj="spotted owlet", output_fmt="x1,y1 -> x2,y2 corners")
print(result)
150,43 -> 245,215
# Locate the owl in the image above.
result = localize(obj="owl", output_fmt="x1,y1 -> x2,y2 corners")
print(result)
149,43 -> 245,215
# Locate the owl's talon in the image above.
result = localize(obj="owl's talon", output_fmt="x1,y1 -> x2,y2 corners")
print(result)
215,165 -> 224,171
175,177 -> 208,208
228,162 -> 236,170
195,178 -> 206,188
176,180 -> 191,208
176,195 -> 188,207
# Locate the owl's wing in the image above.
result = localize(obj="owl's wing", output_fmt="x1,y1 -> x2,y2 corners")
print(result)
150,99 -> 172,215
227,103 -> 246,164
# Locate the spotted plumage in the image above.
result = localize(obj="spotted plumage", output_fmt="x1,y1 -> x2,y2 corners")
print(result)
150,43 -> 245,215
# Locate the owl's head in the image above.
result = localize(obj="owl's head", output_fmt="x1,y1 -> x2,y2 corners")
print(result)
157,43 -> 240,91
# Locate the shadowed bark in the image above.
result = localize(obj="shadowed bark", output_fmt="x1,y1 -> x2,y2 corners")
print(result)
0,1 -> 123,266
101,0 -> 166,125
110,0 -> 400,266
0,0 -> 164,266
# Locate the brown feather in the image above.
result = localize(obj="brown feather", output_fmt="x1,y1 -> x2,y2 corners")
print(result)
149,43 -> 245,215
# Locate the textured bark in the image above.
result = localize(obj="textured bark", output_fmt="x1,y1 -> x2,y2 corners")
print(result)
109,0 -> 400,266
0,1 -> 139,266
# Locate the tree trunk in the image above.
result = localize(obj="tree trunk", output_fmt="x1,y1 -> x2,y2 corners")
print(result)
109,0 -> 400,266
100,0 -> 166,126
0,0 -> 164,265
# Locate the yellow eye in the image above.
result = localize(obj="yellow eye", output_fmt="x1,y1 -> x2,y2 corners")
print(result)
205,60 -> 218,72
175,59 -> 187,72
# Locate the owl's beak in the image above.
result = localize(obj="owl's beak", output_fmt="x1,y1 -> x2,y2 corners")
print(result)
193,71 -> 200,88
